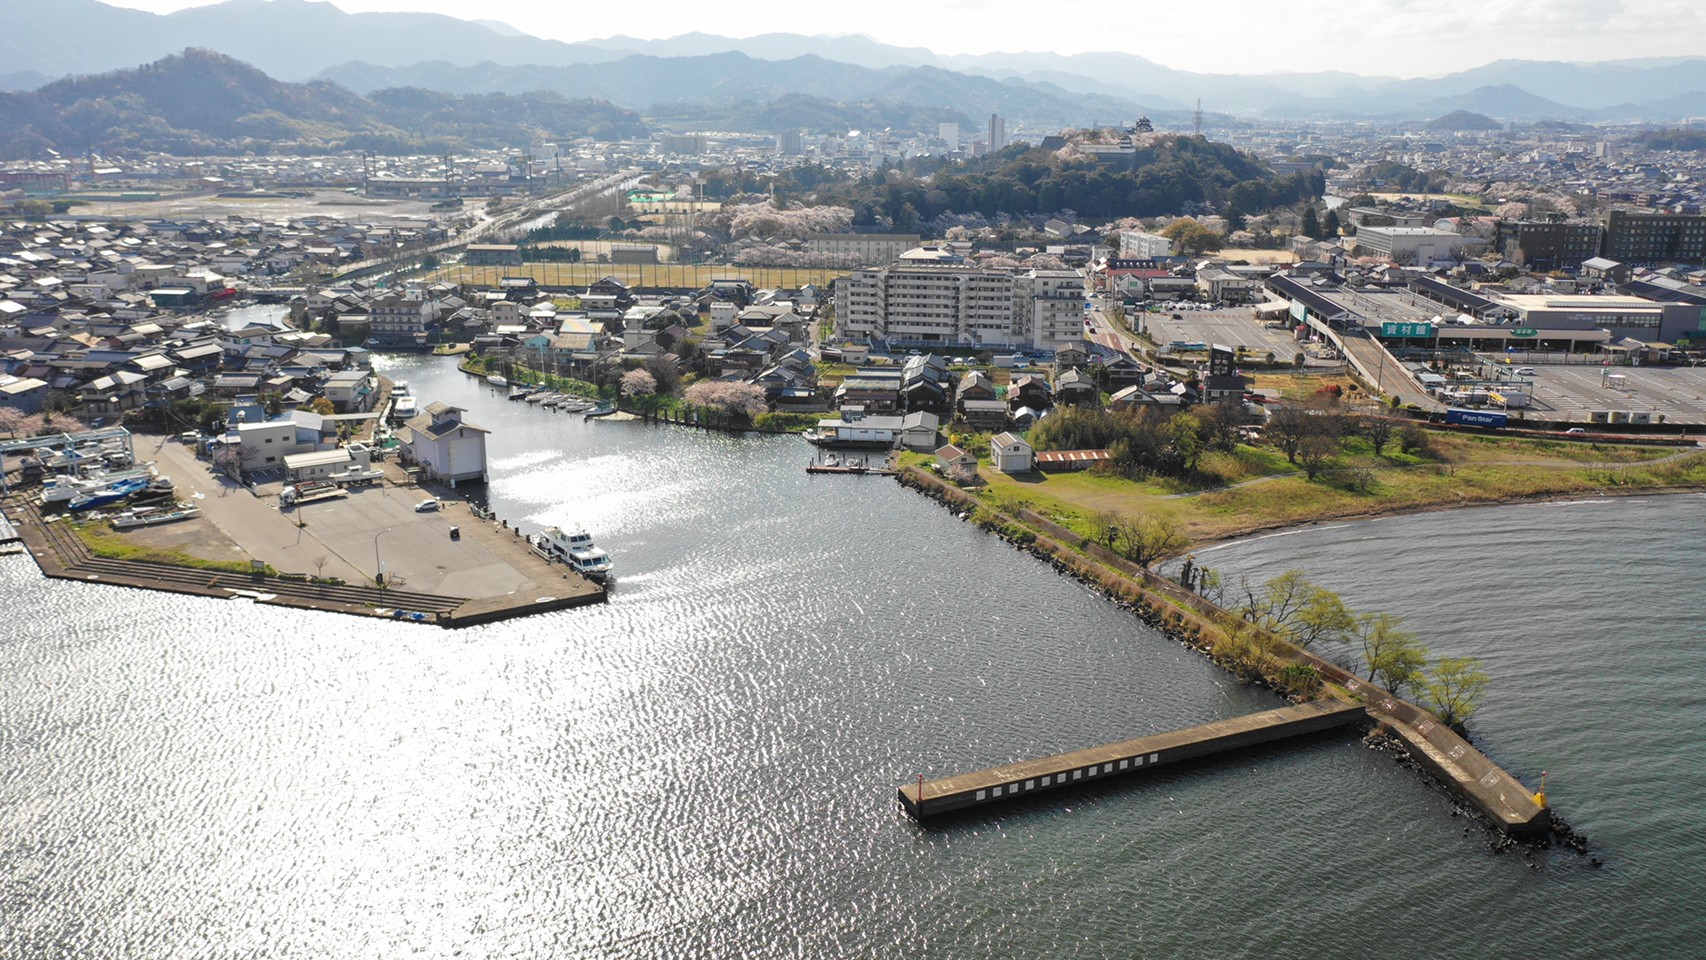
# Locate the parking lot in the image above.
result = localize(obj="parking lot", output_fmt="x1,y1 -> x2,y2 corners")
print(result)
1139,304 -> 1311,360
147,437 -> 547,597
1503,362 -> 1706,425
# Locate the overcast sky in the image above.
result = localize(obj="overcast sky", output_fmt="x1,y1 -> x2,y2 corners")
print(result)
99,0 -> 1706,78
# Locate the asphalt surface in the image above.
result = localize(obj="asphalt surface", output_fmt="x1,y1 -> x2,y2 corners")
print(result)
148,437 -> 539,597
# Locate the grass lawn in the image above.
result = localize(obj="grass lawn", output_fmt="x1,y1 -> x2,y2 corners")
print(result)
72,521 -> 268,575
952,430 -> 1706,549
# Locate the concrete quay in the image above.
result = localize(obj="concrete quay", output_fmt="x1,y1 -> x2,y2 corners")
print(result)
4,431 -> 605,627
898,700 -> 1364,821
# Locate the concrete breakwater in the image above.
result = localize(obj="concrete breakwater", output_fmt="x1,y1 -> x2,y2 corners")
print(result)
898,701 -> 1365,820
894,467 -> 1552,838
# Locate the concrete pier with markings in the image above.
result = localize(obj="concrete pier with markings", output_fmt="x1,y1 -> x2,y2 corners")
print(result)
898,700 -> 1365,820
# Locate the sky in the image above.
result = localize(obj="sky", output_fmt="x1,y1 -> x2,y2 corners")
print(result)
95,0 -> 1706,78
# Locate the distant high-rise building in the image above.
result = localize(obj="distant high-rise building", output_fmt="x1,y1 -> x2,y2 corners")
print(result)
779,129 -> 804,155
938,122 -> 960,147
989,113 -> 1006,152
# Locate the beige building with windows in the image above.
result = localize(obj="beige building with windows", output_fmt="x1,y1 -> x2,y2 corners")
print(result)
806,234 -> 922,263
837,249 -> 1085,350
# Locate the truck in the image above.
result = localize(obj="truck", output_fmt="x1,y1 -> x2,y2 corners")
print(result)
280,480 -> 347,508
1446,408 -> 1508,429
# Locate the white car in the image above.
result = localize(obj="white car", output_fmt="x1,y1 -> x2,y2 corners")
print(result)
1515,367 -> 1537,376
414,499 -> 440,512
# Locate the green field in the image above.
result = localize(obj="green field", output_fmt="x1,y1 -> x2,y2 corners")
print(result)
965,431 -> 1706,548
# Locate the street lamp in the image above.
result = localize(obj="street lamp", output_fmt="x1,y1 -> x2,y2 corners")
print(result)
374,527 -> 392,585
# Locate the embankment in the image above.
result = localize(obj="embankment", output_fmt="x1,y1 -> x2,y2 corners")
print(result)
895,466 -> 1552,837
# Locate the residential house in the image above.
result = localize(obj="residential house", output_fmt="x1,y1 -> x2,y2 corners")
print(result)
1008,374 -> 1052,412
1054,368 -> 1100,407
323,368 -> 377,412
934,443 -> 978,477
990,432 -> 1034,473
899,411 -> 942,451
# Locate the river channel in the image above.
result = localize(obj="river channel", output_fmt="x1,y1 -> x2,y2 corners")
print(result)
0,354 -> 1699,957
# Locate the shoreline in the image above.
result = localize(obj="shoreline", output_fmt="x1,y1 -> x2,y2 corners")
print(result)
1181,483 -> 1706,557
891,466 -> 1561,843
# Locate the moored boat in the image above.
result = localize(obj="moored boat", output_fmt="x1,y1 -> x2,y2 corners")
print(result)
530,525 -> 613,582
111,507 -> 200,530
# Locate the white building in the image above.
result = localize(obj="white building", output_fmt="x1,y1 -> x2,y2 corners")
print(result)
837,248 -> 1085,350
1120,230 -> 1174,259
400,402 -> 489,485
990,432 -> 1034,473
805,233 -> 922,264
230,416 -> 325,472
1353,227 -> 1465,265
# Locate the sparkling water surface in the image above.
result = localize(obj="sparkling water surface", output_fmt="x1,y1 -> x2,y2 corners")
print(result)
2,355 -> 1700,957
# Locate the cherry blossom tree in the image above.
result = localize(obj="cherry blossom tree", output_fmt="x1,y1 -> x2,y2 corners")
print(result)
621,369 -> 657,398
683,380 -> 767,420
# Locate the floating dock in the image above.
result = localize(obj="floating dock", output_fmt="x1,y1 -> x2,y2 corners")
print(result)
898,700 -> 1365,820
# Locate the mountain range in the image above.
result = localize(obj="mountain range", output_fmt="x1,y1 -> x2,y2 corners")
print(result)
0,49 -> 646,159
5,0 -> 1706,124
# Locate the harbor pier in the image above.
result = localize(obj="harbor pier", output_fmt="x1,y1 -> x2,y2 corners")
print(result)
899,700 -> 1365,821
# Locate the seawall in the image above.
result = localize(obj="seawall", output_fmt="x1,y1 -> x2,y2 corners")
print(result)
894,466 -> 1552,837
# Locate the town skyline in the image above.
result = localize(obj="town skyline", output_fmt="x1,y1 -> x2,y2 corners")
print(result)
90,0 -> 1706,79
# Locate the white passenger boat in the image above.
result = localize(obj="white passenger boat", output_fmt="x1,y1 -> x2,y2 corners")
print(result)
530,525 -> 613,582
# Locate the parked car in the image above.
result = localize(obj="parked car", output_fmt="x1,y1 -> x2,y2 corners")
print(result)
414,499 -> 440,512
1515,367 -> 1537,376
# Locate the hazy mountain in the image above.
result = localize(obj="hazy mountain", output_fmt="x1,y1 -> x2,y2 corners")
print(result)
1405,86 -> 1586,122
0,49 -> 646,159
581,32 -> 942,70
315,53 -> 1154,131
1424,110 -> 1504,132
0,70 -> 53,92
6,0 -> 1706,122
0,0 -> 623,80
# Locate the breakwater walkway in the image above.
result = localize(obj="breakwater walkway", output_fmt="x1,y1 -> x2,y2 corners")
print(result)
899,701 -> 1364,820
896,467 -> 1553,837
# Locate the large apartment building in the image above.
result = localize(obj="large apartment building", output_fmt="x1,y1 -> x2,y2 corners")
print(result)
836,248 -> 1084,350
1602,210 -> 1706,266
1494,220 -> 1603,271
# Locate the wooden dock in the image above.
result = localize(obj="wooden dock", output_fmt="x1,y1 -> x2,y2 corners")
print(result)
898,700 -> 1365,820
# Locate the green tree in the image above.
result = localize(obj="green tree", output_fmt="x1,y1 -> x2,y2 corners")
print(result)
1423,657 -> 1489,729
198,402 -> 229,435
1355,613 -> 1427,695
1289,586 -> 1357,650
1113,512 -> 1188,568
1160,217 -> 1224,255
1322,208 -> 1342,238
1300,205 -> 1321,239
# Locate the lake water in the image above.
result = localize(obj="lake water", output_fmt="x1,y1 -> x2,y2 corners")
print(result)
1,355 -> 1699,957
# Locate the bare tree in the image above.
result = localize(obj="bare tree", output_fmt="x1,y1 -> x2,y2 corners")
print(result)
1266,405 -> 1312,464
1297,433 -> 1341,481
1362,416 -> 1397,456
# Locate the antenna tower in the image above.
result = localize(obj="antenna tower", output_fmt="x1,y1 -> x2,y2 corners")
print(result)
1193,99 -> 1204,137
